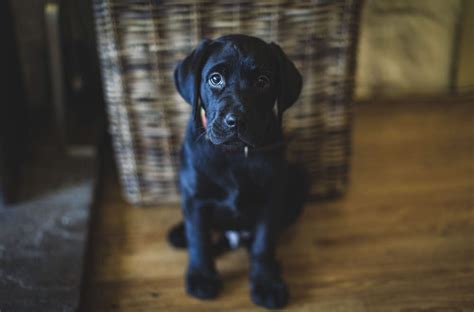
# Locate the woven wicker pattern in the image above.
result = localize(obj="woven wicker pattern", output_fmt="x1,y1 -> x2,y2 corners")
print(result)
93,0 -> 361,205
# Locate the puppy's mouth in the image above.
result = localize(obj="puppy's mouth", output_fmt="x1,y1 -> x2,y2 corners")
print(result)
208,130 -> 242,147
207,128 -> 256,148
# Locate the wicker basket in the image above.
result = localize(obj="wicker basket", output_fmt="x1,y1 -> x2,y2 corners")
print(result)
93,0 -> 361,206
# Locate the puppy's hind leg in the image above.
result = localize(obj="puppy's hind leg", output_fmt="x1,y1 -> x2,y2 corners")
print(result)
281,163 -> 310,229
167,222 -> 188,248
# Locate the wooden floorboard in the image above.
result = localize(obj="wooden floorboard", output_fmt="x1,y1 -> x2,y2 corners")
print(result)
81,98 -> 474,311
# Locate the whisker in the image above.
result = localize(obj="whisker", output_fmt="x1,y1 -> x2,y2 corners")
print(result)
194,130 -> 207,143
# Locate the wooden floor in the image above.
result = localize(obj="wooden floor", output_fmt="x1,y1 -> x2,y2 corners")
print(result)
81,97 -> 474,311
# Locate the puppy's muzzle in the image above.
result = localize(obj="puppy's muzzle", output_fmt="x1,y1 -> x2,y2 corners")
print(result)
208,112 -> 247,146
224,113 -> 239,128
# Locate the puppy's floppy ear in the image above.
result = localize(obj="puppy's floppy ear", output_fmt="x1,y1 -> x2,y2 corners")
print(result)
174,39 -> 212,124
270,42 -> 303,121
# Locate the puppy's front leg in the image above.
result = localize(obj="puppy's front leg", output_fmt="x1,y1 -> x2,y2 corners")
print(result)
249,179 -> 289,309
184,199 -> 221,299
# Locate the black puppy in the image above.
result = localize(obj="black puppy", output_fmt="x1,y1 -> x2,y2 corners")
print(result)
170,34 -> 307,309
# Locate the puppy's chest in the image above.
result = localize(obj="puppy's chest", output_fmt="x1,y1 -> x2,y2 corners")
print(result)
208,171 -> 264,230
207,166 -> 265,211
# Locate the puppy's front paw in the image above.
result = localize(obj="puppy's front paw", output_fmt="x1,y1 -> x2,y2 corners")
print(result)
250,276 -> 288,309
186,268 -> 222,299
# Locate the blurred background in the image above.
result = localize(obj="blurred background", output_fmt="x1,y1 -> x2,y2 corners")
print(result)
356,0 -> 473,98
0,0 -> 472,311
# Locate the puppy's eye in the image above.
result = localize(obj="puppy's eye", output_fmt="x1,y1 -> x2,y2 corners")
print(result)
208,72 -> 225,88
255,75 -> 270,89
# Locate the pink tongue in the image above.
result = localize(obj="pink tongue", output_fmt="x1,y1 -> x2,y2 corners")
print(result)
201,108 -> 207,129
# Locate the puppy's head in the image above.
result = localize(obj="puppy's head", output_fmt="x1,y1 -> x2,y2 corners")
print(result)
174,34 -> 302,149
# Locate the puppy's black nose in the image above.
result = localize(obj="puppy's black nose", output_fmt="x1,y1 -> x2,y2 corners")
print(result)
224,113 -> 238,128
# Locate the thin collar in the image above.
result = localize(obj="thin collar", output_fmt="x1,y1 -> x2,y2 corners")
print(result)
201,107 -> 208,129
